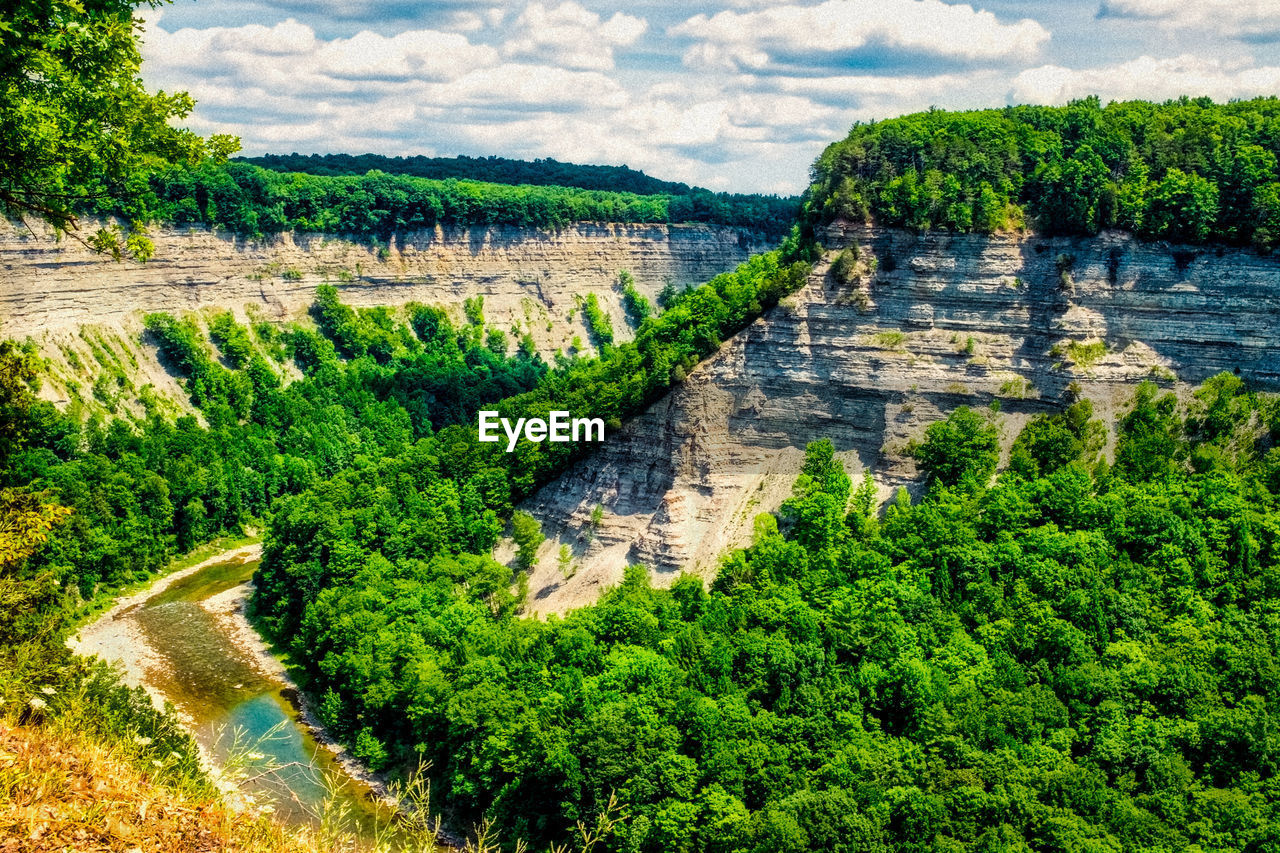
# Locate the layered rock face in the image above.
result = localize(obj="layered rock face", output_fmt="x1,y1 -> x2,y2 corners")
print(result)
0,219 -> 764,340
0,219 -> 766,412
8,216 -> 1277,613
520,224 -> 1280,613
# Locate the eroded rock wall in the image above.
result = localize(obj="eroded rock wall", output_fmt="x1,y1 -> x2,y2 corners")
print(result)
0,219 -> 766,414
519,225 -> 1280,613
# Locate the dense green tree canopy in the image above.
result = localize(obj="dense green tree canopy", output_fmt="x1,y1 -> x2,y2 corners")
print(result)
98,161 -> 797,240
808,96 -> 1280,249
253,379 -> 1280,852
243,152 -> 704,196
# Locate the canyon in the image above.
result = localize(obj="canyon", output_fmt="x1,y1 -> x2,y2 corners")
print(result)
517,223 -> 1280,612
6,217 -> 1279,613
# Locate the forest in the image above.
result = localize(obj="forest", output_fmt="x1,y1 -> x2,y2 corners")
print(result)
5,4 -> 1280,846
8,258 -> 1280,849
92,160 -> 799,242
242,153 -> 703,196
251,374 -> 1280,852
808,96 -> 1280,249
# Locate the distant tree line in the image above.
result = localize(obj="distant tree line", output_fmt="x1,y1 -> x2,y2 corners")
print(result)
808,95 -> 1280,249
240,153 -> 698,196
100,161 -> 799,241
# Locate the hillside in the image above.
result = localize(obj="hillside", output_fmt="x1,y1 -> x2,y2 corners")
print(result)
0,218 -> 768,420
807,96 -> 1280,248
0,721 -> 310,853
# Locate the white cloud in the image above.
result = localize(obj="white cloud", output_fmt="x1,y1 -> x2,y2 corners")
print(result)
317,30 -> 499,81
1011,54 -> 1280,104
670,0 -> 1050,71
767,69 -> 1001,107
143,18 -> 499,84
433,64 -> 629,110
504,2 -> 647,71
1098,0 -> 1280,41
139,12 -> 634,153
135,0 -> 1280,195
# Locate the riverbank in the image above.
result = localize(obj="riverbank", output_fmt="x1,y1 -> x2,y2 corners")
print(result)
66,542 -> 458,850
68,543 -> 264,711
201,581 -> 426,830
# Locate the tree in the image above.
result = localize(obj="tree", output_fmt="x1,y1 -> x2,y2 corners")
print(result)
0,488 -> 72,570
619,270 -> 652,326
0,341 -> 37,456
1032,146 -> 1110,234
1114,382 -> 1181,481
0,0 -> 237,242
0,341 -> 73,568
1145,168 -> 1219,242
511,510 -> 544,570
915,406 -> 999,488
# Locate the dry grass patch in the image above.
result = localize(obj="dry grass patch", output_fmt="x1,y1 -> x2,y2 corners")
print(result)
0,722 -> 310,853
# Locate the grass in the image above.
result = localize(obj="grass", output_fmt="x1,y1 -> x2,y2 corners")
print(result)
2,689 -> 623,853
1050,339 -> 1108,371
872,330 -> 906,350
0,718 -> 320,853
1066,340 -> 1107,369
998,377 -> 1035,399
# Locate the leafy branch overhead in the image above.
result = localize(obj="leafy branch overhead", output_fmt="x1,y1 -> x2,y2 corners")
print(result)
0,0 -> 238,244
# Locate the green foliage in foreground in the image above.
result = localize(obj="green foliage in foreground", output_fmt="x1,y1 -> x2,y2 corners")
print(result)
0,0 -> 235,234
98,160 -> 798,240
809,96 -> 1280,249
256,373 -> 1280,852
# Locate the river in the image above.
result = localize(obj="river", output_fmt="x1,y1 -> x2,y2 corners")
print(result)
70,545 -> 396,841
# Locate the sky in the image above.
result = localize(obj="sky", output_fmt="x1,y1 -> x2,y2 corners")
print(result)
139,0 -> 1280,195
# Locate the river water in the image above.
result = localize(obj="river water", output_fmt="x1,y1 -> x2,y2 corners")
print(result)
129,554 -> 394,839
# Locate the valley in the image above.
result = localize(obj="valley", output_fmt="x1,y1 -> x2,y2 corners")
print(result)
0,218 -> 766,420
5,41 -> 1280,851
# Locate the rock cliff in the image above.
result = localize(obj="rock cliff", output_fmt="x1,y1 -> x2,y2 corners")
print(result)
8,215 -> 1278,614
518,224 -> 1280,613
0,219 -> 767,414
